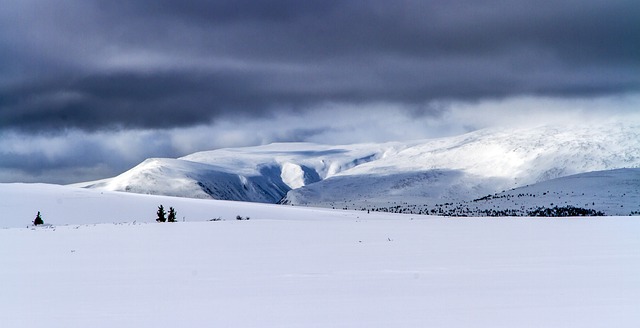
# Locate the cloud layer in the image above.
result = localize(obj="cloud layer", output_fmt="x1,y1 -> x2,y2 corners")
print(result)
2,1 -> 639,183
3,95 -> 639,184
1,0 -> 639,131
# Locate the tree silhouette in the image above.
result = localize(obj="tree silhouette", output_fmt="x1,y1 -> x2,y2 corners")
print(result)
33,211 -> 44,226
167,207 -> 177,222
156,205 -> 166,222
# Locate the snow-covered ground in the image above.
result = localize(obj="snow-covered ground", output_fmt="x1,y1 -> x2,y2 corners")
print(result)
449,168 -> 640,216
2,183 -> 640,327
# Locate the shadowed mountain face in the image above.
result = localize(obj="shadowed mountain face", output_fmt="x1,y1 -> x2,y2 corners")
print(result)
79,123 -> 640,213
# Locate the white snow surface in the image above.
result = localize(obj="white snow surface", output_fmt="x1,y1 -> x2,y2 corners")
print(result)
456,168 -> 640,216
78,123 -> 640,210
2,183 -> 640,327
376,168 -> 640,217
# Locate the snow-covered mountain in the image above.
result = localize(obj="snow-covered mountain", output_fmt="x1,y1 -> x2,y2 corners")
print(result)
282,123 -> 640,208
80,122 -> 640,214
81,141 -> 402,203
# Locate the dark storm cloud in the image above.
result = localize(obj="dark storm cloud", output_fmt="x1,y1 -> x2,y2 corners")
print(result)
1,0 -> 639,131
99,0 -> 340,23
1,71 -> 260,130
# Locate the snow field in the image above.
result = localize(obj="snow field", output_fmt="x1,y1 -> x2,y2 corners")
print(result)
0,183 -> 383,229
2,216 -> 640,327
2,183 -> 640,327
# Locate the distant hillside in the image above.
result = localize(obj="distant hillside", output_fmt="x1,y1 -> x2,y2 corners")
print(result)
80,142 -> 399,203
281,123 -> 640,210
360,168 -> 640,217
79,122 -> 640,215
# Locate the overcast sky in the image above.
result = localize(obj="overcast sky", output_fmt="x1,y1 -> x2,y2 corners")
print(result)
1,0 -> 639,184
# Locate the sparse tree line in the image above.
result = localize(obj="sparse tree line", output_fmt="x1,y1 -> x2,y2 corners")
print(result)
362,204 -> 607,217
328,198 -> 617,217
527,205 -> 604,217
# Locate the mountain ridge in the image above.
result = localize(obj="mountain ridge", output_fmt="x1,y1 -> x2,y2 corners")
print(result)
79,122 -> 640,214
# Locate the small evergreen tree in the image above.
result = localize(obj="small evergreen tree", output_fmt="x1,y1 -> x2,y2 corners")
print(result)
156,205 -> 166,222
33,211 -> 44,226
167,207 -> 177,223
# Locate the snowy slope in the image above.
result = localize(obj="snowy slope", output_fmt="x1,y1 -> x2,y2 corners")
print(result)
82,158 -> 290,202
2,183 -> 640,327
80,142 -> 401,203
283,123 -> 640,208
0,183 -> 383,229
81,122 -> 640,210
463,168 -> 640,216
384,168 -> 640,216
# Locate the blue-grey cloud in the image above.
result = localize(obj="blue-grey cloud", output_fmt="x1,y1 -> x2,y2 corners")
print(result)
0,0 -> 638,132
2,95 -> 639,184
2,0 -> 640,183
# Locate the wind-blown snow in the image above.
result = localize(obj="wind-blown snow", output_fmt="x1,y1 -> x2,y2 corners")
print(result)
2,183 -> 640,327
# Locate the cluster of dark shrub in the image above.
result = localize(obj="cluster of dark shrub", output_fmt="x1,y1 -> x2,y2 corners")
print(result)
346,199 -> 611,217
473,192 -> 539,202
437,208 -> 524,217
207,215 -> 250,221
527,206 -> 605,217
156,205 -> 178,222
